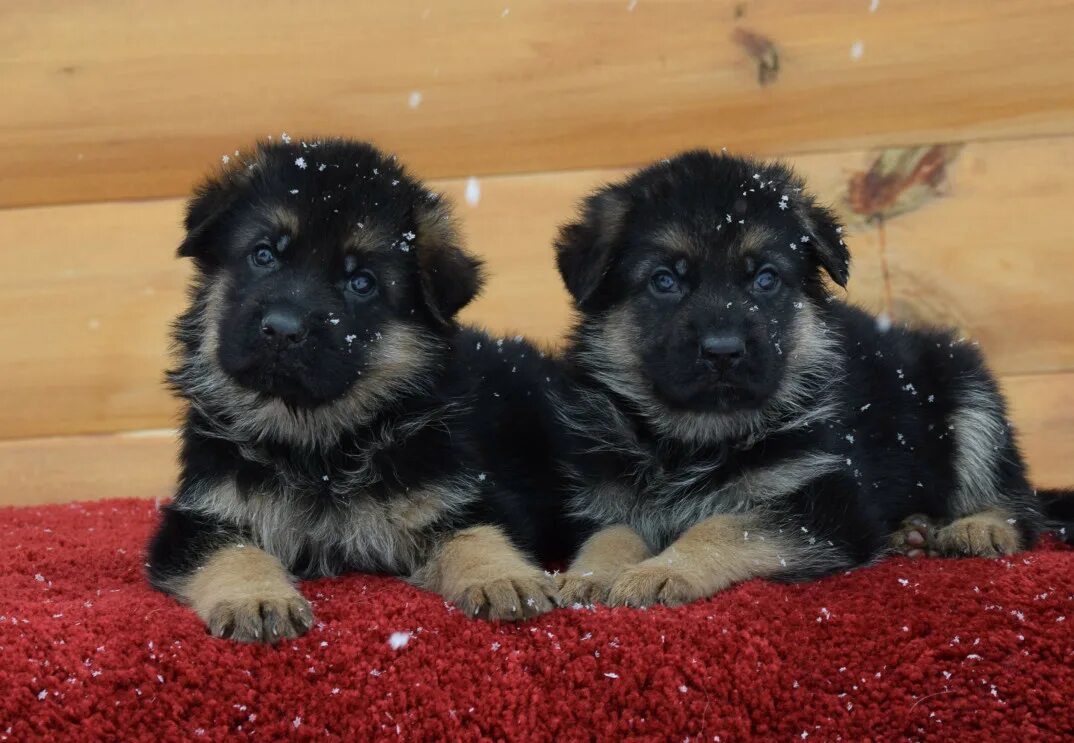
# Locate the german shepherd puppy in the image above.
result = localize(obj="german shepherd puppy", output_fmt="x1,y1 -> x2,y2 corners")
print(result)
553,150 -> 1071,608
147,139 -> 576,642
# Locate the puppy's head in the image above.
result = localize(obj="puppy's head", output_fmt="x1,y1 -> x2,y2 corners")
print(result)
556,150 -> 847,442
174,139 -> 482,436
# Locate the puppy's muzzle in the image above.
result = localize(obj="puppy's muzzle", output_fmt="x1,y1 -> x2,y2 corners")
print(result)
699,333 -> 744,371
260,306 -> 308,348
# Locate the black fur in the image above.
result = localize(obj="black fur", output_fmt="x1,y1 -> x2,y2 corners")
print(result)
554,150 -> 1063,580
148,139 -> 581,622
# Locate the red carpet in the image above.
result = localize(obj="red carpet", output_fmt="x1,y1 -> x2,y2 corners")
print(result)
1,500 -> 1071,741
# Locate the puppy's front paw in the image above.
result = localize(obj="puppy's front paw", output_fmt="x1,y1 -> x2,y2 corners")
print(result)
606,561 -> 707,608
890,514 -> 937,558
556,570 -> 612,606
204,589 -> 313,644
933,512 -> 1021,558
182,545 -> 313,644
453,569 -> 558,621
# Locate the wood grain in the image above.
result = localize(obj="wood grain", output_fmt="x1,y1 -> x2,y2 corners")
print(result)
2,371 -> 1067,508
1002,374 -> 1074,491
882,137 -> 1074,375
4,0 -> 1074,207
0,430 -> 177,506
0,149 -> 883,440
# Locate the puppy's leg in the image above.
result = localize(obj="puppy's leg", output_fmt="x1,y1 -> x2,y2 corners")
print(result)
149,505 -> 312,643
176,545 -> 313,643
413,525 -> 558,620
557,525 -> 653,606
606,514 -> 787,608
931,509 -> 1022,558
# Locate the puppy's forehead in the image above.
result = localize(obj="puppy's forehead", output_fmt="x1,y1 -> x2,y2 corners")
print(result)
643,220 -> 787,263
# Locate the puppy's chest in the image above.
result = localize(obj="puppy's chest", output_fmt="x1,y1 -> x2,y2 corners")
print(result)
578,447 -> 740,545
578,437 -> 843,551
213,443 -> 479,578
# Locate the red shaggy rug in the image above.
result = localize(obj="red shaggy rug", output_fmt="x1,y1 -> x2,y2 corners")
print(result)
1,500 -> 1071,741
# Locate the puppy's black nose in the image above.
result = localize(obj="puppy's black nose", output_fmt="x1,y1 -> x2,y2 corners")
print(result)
699,333 -> 745,363
261,308 -> 308,346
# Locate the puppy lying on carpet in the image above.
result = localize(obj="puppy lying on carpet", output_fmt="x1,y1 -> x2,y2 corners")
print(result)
554,150 -> 1072,608
148,139 -> 582,642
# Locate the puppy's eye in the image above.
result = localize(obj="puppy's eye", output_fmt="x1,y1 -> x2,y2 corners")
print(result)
753,267 -> 781,293
650,268 -> 681,295
347,270 -> 377,297
250,243 -> 278,269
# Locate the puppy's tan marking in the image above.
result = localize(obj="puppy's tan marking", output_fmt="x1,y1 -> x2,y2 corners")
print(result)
557,525 -> 653,606
733,224 -> 778,258
932,509 -> 1022,557
176,545 -> 312,643
650,223 -> 700,258
344,222 -> 394,254
412,525 -> 557,621
414,196 -> 462,254
606,514 -> 788,607
232,206 -> 300,249
266,205 -> 300,236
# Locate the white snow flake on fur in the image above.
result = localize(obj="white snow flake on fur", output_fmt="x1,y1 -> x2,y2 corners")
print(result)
295,157 -> 307,170
389,631 -> 411,650
408,91 -> 423,108
604,672 -> 619,679
850,41 -> 865,60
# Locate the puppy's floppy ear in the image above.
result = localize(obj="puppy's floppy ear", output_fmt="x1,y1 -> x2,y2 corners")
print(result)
178,175 -> 237,263
414,194 -> 485,328
554,186 -> 630,307
800,202 -> 851,288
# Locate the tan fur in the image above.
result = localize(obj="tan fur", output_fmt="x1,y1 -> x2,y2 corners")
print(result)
267,205 -> 300,236
344,223 -> 394,254
605,514 -> 790,607
232,205 -> 300,249
734,224 -> 778,257
414,196 -> 462,254
411,525 -> 557,620
650,223 -> 700,257
932,509 -> 1022,557
174,545 -> 312,643
889,510 -> 1022,558
557,525 -> 653,605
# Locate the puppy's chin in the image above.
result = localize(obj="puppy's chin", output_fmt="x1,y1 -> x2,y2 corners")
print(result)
224,357 -> 356,409
652,379 -> 763,413
647,363 -> 776,414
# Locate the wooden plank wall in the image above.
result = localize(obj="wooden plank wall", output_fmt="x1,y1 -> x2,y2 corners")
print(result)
1,0 -> 1072,506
